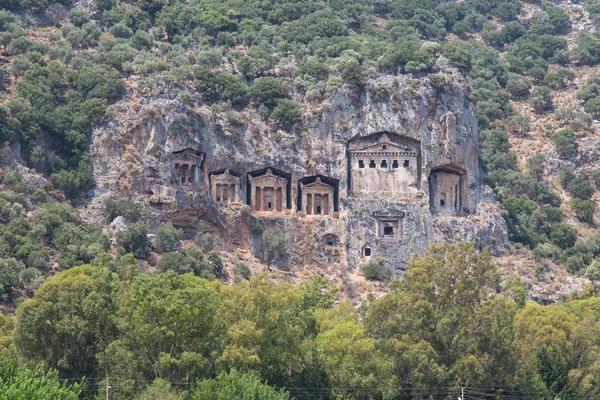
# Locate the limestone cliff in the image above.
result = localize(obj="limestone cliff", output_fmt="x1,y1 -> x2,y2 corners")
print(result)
83,59 -> 509,274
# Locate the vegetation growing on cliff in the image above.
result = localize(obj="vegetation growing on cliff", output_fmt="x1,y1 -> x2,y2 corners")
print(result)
0,243 -> 599,398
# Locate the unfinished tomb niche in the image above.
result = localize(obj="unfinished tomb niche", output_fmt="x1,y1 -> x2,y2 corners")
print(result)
429,164 -> 466,216
374,210 -> 405,240
172,149 -> 204,186
247,168 -> 291,211
348,132 -> 421,199
298,176 -> 339,216
210,169 -> 241,204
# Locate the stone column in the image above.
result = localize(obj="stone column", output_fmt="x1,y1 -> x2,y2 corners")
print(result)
256,187 -> 262,211
281,184 -> 286,210
306,193 -> 312,215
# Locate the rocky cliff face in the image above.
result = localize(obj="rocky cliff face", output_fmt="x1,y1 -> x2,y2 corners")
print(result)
83,59 -> 509,274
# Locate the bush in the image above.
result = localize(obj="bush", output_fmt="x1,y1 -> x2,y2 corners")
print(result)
567,177 -> 594,200
571,198 -> 595,223
154,223 -> 182,253
506,74 -> 531,99
194,232 -> 219,253
68,7 -> 89,27
110,23 -> 133,39
529,86 -> 553,113
271,99 -> 302,128
104,197 -> 141,223
549,223 -> 577,250
117,222 -> 150,259
551,128 -> 576,159
250,77 -> 291,108
157,251 -> 188,273
362,263 -> 392,281
234,263 -> 251,280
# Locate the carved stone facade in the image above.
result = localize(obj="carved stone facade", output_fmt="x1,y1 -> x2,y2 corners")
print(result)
248,169 -> 288,211
300,177 -> 335,216
210,169 -> 240,204
172,149 -> 204,186
429,165 -> 466,216
349,133 -> 420,199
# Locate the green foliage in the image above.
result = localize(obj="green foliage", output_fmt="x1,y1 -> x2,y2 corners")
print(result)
154,222 -> 182,253
14,265 -> 118,378
137,379 -> 183,400
104,197 -> 141,223
362,263 -> 392,281
567,177 -> 595,200
117,222 -> 150,259
262,227 -> 284,267
0,357 -> 81,399
194,232 -> 219,253
250,77 -> 291,109
529,86 -> 553,113
271,99 -> 302,128
551,128 -> 577,159
194,369 -> 291,400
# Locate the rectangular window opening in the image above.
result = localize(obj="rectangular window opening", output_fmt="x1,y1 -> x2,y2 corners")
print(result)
381,160 -> 388,168
392,160 -> 399,168
364,248 -> 371,257
358,160 -> 365,168
384,226 -> 394,236
403,160 -> 410,168
369,160 -> 376,168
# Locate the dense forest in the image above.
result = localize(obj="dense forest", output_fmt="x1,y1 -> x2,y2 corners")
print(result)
2,0 -> 600,397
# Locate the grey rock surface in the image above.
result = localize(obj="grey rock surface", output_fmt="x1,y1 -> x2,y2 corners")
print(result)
83,66 -> 509,274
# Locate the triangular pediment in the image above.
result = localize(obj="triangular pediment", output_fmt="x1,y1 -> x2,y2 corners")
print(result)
352,134 -> 411,153
303,177 -> 334,190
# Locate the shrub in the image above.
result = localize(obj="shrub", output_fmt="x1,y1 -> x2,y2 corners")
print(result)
234,263 -> 251,280
529,86 -> 553,113
154,222 -> 182,253
68,7 -> 89,27
104,197 -> 141,223
271,99 -> 302,128
362,263 -> 392,281
194,232 -> 219,253
567,177 -> 594,200
250,77 -> 291,108
571,198 -> 595,223
506,74 -> 531,99
117,222 -> 150,259
551,128 -> 576,159
549,223 -> 577,250
110,23 -> 133,39
157,251 -> 188,273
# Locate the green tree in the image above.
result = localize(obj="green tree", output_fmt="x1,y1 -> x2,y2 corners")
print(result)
571,198 -> 595,223
0,357 -> 81,400
271,99 -> 302,129
154,222 -> 182,253
102,272 -> 220,398
117,222 -> 150,258
529,86 -> 553,113
194,369 -> 290,400
14,266 -> 119,378
137,378 -> 183,400
262,227 -> 284,268
316,303 -> 398,398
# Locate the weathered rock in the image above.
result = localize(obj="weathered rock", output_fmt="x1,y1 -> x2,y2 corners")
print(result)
84,63 -> 509,275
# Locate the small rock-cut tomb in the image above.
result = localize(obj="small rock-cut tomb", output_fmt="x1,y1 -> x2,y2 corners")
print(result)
210,169 -> 240,203
173,148 -> 204,186
248,168 -> 289,211
299,177 -> 336,216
